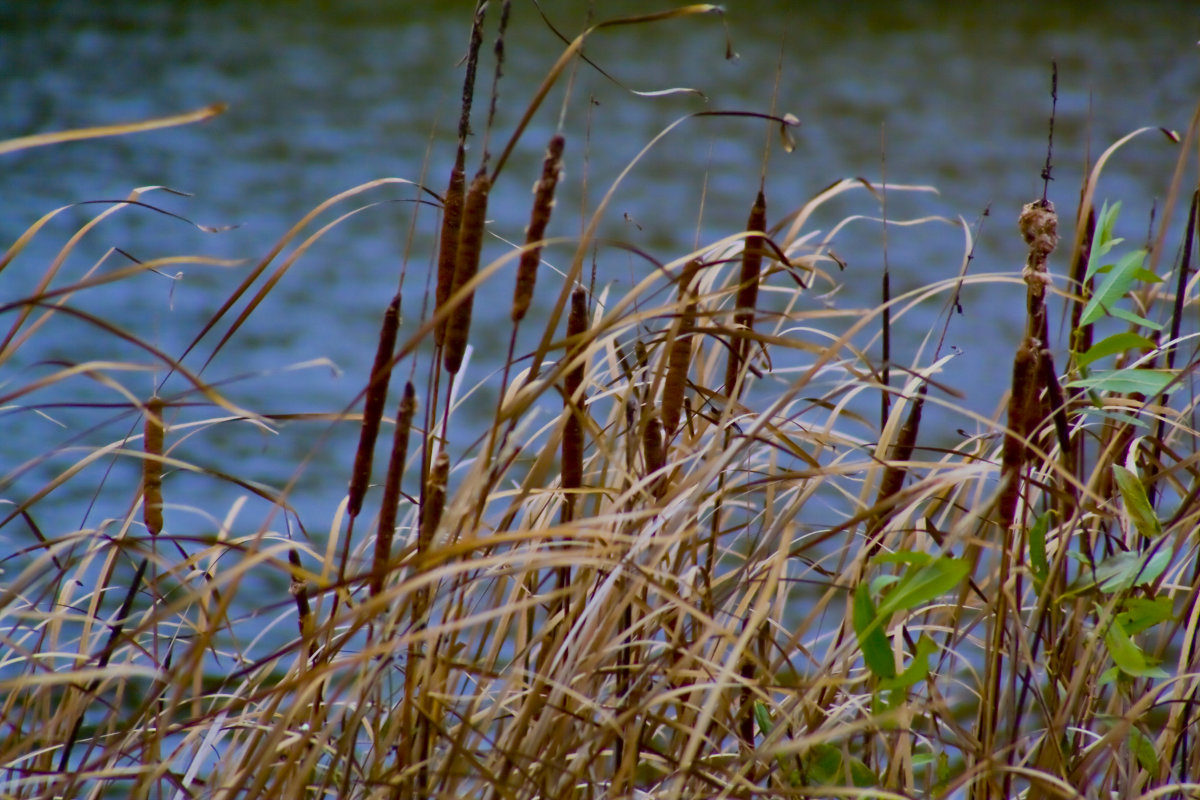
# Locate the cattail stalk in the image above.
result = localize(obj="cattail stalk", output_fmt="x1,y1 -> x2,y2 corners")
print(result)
724,190 -> 767,398
443,170 -> 491,376
371,381 -> 417,598
419,451 -> 450,561
642,412 -> 665,499
561,287 -> 589,493
434,154 -> 466,348
558,287 -> 589,604
433,0 -> 486,352
867,382 -> 927,548
512,134 -> 565,323
142,396 -> 164,536
661,259 -> 702,436
348,293 -> 401,518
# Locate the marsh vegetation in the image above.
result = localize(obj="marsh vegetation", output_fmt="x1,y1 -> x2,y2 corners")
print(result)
2,4 -> 1199,798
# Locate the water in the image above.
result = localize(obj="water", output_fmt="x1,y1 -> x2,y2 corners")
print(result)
1,0 -> 1193,602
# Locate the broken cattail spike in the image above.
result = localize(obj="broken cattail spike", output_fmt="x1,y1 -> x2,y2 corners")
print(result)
143,396 -> 165,536
512,134 -> 566,323
372,381 -> 417,598
434,155 -> 466,348
348,293 -> 401,518
444,169 -> 491,375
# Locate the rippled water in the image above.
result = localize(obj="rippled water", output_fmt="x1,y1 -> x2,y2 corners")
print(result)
2,0 -> 1193,551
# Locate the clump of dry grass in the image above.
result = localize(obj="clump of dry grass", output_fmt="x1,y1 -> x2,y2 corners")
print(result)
3,7 -> 1200,800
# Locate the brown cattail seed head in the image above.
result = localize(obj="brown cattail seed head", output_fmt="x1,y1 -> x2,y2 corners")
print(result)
143,396 -> 165,536
512,134 -> 565,323
434,160 -> 466,348
443,170 -> 491,375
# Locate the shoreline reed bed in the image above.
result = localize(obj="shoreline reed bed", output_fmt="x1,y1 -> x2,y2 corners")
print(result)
2,7 -> 1199,800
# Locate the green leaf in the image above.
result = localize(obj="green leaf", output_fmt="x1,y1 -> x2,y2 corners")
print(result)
1130,726 -> 1159,773
848,756 -> 879,788
1080,248 -> 1149,326
881,634 -> 939,691
1067,548 -> 1171,596
876,558 -> 970,620
1075,332 -> 1159,370
1075,406 -> 1152,430
1028,511 -> 1051,584
1103,612 -> 1169,678
1066,368 -> 1176,396
753,701 -> 773,736
1112,465 -> 1163,539
853,582 -> 896,679
872,550 -> 933,568
1107,305 -> 1163,331
1085,200 -> 1123,280
806,744 -> 842,784
1118,596 -> 1174,635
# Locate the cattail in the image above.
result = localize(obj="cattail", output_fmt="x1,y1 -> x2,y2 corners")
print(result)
875,382 -> 927,508
348,293 -> 401,518
142,396 -> 164,536
512,134 -> 565,323
420,451 -> 450,555
371,381 -> 417,598
642,412 -> 665,498
662,259 -> 701,436
867,383 -> 927,550
434,155 -> 466,347
997,338 -> 1040,529
1068,205 -> 1097,358
561,286 -> 589,492
724,190 -> 767,397
443,170 -> 491,375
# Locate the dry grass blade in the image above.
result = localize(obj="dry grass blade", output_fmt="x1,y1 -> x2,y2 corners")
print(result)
0,103 -> 225,155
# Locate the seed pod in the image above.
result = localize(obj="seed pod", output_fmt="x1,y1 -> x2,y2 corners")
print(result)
443,170 -> 491,375
512,134 -> 565,323
724,190 -> 767,397
562,287 -> 589,491
143,396 -> 164,536
372,381 -> 417,598
348,293 -> 401,517
662,259 -> 701,436
433,156 -> 466,347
